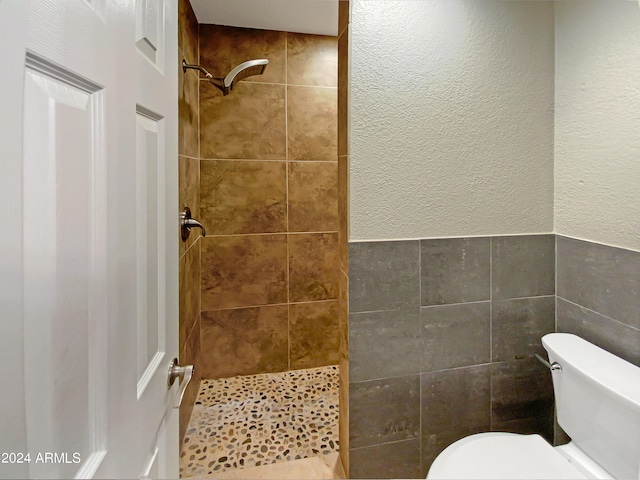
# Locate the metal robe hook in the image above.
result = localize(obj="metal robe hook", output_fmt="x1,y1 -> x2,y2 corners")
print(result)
180,207 -> 206,241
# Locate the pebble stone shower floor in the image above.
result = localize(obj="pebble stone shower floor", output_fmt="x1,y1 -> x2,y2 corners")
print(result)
180,365 -> 339,478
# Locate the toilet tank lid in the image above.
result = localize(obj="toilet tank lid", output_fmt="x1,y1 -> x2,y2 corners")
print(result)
542,333 -> 640,412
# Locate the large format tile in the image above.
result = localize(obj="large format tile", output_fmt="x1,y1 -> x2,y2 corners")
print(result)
201,235 -> 287,310
200,305 -> 289,377
337,32 -> 349,157
287,33 -> 338,87
349,308 -> 421,382
491,296 -> 555,362
337,156 -> 349,270
179,314 -> 201,442
179,156 -> 199,216
178,0 -> 198,65
179,156 -> 200,257
557,236 -> 640,329
338,270 -> 349,469
338,324 -> 350,478
179,240 -> 200,348
199,25 -> 286,85
338,0 -> 349,37
491,359 -> 553,425
290,301 -> 340,369
350,439 -> 421,479
289,233 -> 340,302
200,160 -> 287,234
421,237 -> 491,306
338,270 -> 349,369
492,235 -> 555,299
178,60 -> 199,158
288,161 -> 339,232
421,302 -> 490,372
557,297 -> 640,367
349,375 -> 421,449
200,82 -> 286,160
421,365 -> 491,435
288,86 -> 337,161
349,240 -> 420,313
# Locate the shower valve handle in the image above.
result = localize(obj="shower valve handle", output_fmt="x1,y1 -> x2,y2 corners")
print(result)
180,207 -> 206,241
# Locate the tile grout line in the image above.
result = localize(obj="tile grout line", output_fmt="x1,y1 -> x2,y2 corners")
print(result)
489,236 -> 494,429
285,33 -> 289,164
179,154 -> 200,161
352,362 -> 499,385
200,158 -> 338,163
202,298 -> 340,314
196,20 -> 202,415
557,296 -> 640,333
197,19 -> 202,381
285,34 -> 291,372
353,293 -> 553,317
555,235 -> 558,335
203,231 -> 339,238
556,233 -> 640,255
554,236 -> 558,443
180,234 -> 199,260
350,232 -> 555,244
288,301 -> 292,371
419,299 -> 492,309
418,240 -> 423,476
197,78 -> 338,90
196,19 -> 200,161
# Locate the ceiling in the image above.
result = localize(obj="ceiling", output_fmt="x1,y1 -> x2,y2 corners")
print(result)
190,0 -> 339,36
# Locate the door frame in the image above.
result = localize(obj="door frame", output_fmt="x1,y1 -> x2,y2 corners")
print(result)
0,1 -> 30,477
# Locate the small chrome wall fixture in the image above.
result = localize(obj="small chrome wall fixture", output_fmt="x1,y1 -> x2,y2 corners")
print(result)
180,207 -> 206,241
534,353 -> 562,372
182,59 -> 268,96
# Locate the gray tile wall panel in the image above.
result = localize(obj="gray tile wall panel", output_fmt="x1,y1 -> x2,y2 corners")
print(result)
420,237 -> 491,306
492,235 -> 555,299
557,236 -> 640,330
349,241 -> 420,313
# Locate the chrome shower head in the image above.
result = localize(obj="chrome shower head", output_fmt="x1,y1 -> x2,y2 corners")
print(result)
182,58 -> 269,96
214,59 -> 269,95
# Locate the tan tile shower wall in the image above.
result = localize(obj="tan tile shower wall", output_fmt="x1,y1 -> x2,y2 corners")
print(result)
199,25 -> 339,379
178,0 -> 202,442
337,2 -> 350,475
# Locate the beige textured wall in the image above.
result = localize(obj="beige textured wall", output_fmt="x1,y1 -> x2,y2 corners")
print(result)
554,0 -> 640,252
197,25 -> 340,379
178,0 -> 202,442
349,0 -> 555,241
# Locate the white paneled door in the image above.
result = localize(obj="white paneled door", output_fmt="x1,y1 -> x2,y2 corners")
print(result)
0,0 -> 179,478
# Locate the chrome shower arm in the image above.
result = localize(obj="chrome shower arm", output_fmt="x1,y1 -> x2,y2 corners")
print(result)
209,77 -> 225,94
182,60 -> 213,80
181,58 -> 269,96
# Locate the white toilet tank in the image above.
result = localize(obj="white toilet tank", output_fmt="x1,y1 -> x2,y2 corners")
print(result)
542,333 -> 640,479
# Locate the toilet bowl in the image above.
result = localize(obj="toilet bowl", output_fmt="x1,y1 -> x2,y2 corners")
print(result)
426,333 -> 640,479
426,432 -> 613,479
